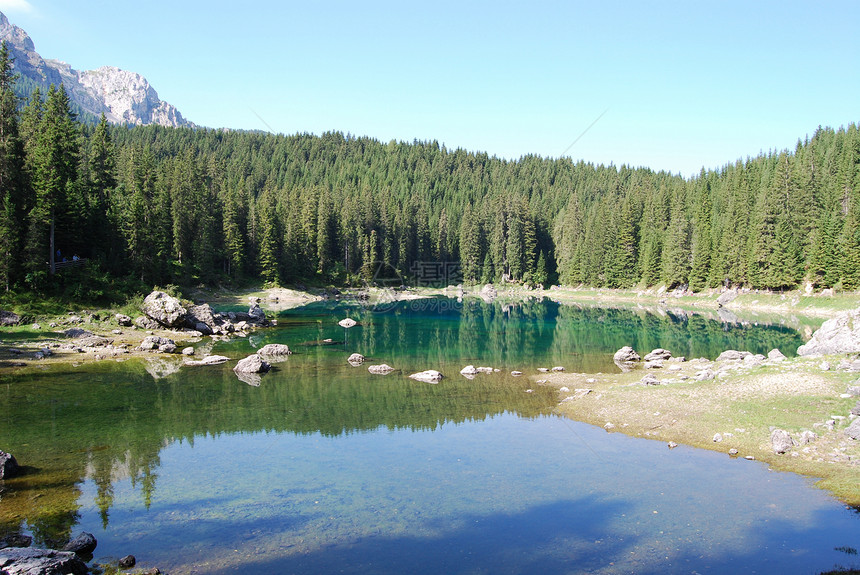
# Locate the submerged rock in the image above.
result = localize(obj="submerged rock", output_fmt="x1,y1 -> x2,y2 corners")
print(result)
460,365 -> 478,376
368,364 -> 395,375
338,318 -> 358,328
184,355 -> 230,366
258,344 -> 292,356
0,547 -> 88,575
409,370 -> 443,383
347,353 -> 365,366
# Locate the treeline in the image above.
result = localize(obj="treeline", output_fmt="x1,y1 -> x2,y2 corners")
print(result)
1,43 -> 859,295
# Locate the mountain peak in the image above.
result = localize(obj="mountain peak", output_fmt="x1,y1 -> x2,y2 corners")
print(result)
0,10 -> 192,128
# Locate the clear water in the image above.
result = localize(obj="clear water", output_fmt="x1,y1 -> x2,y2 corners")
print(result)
1,298 -> 858,574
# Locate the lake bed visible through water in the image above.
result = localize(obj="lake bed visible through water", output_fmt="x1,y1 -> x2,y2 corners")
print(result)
2,298 -> 858,574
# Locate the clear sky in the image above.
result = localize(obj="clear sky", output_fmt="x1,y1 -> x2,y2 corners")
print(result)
1,0 -> 858,177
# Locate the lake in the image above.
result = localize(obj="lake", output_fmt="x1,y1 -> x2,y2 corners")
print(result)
2,297 -> 859,574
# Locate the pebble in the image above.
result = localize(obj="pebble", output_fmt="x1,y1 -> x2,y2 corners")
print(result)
744,455 -> 756,460
667,441 -> 678,449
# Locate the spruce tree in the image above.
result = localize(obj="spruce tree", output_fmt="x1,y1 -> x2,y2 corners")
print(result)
0,42 -> 25,290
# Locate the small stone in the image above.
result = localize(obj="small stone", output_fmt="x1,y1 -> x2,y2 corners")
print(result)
744,455 -> 756,460
641,373 -> 660,386
820,361 -> 831,371
118,555 -> 136,568
537,367 -> 549,373
767,348 -> 786,361
348,353 -> 365,366
258,344 -> 292,356
338,318 -> 358,328
368,364 -> 395,375
559,386 -> 570,392
511,371 -> 523,376
551,366 -> 565,372
182,347 -> 195,356
667,441 -> 678,449
460,365 -> 478,376
409,370 -> 443,383
604,422 -> 616,431
713,433 -> 723,443
32,323 -> 41,330
729,448 -> 739,456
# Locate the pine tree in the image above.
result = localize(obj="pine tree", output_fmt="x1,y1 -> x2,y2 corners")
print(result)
0,42 -> 25,290
688,177 -> 712,292
23,84 -> 79,279
661,187 -> 691,288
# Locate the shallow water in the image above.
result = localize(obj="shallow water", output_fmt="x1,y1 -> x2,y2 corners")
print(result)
1,298 -> 858,574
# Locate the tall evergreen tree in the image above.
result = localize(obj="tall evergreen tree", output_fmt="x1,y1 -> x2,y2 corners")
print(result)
0,42 -> 26,290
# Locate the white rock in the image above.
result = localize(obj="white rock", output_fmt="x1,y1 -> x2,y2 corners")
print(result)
460,365 -> 478,376
368,364 -> 395,375
409,370 -> 443,383
338,318 -> 358,328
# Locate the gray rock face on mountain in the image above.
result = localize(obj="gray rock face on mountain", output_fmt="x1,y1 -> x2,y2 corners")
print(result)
0,11 -> 192,127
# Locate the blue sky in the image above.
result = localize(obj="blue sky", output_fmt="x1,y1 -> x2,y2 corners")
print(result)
1,0 -> 858,176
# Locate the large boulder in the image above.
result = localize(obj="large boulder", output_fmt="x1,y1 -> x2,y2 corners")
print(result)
185,304 -> 218,335
114,313 -> 132,327
0,450 -> 20,479
798,308 -> 860,356
643,348 -> 672,362
0,310 -> 21,326
0,547 -> 88,575
845,418 -> 860,440
142,291 -> 187,328
770,429 -> 795,454
613,346 -> 640,363
233,354 -> 270,374
248,304 -> 266,324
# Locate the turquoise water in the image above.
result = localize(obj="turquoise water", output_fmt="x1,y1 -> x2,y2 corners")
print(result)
1,298 -> 858,574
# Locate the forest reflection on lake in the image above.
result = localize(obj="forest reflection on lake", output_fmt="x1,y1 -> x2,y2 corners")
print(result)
2,297 -> 857,575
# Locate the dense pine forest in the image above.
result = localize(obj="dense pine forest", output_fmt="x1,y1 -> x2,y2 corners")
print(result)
1,44 -> 859,298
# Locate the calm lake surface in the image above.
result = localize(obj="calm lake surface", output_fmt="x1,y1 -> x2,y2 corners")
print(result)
2,297 -> 859,574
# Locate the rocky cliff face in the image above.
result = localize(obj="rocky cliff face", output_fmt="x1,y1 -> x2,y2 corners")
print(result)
0,11 -> 192,127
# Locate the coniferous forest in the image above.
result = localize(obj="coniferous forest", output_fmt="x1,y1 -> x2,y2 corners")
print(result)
1,44 -> 859,298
